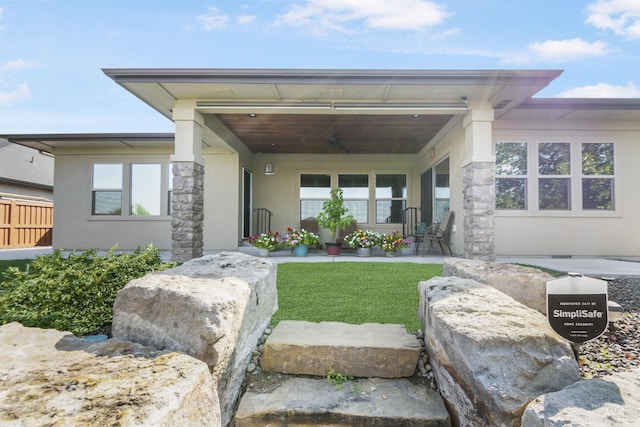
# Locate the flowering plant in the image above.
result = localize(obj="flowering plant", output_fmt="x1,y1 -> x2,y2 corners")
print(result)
380,231 -> 412,251
248,231 -> 281,250
282,228 -> 319,247
344,229 -> 381,249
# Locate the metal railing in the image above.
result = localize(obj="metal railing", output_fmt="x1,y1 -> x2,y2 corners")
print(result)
402,207 -> 420,238
252,208 -> 272,236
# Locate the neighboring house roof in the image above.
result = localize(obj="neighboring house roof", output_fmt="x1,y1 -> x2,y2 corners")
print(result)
0,139 -> 54,189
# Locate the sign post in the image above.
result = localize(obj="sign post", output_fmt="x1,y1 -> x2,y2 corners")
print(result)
547,273 -> 608,360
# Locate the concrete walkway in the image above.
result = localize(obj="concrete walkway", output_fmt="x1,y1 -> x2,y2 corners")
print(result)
2,246 -> 639,277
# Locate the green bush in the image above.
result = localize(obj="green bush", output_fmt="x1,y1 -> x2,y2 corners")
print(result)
0,245 -> 176,335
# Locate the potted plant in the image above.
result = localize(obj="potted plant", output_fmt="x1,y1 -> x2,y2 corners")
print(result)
316,188 -> 356,256
380,231 -> 412,257
344,229 -> 381,257
248,231 -> 281,256
282,227 -> 319,257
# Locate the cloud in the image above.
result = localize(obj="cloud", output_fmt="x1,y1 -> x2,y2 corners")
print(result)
0,82 -> 31,106
1,59 -> 38,71
586,0 -> 640,39
557,81 -> 640,97
197,7 -> 228,30
237,15 -> 257,25
276,0 -> 451,33
504,38 -> 610,64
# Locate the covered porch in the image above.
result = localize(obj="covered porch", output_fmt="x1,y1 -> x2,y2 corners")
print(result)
103,68 -> 561,262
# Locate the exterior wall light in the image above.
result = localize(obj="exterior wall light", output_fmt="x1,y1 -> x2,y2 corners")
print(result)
265,163 -> 275,175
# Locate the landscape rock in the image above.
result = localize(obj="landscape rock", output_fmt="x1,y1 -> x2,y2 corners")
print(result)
261,320 -> 420,378
112,251 -> 278,427
419,276 -> 580,427
235,376 -> 451,427
0,322 -> 219,426
521,368 -> 640,426
443,257 -> 554,314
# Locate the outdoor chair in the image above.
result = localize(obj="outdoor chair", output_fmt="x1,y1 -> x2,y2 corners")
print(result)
423,211 -> 455,256
336,221 -> 358,247
412,221 -> 429,254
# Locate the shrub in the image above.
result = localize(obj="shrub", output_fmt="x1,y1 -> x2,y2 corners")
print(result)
0,245 -> 176,335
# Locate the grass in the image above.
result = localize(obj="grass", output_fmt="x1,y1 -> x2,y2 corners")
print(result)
271,262 -> 442,332
515,263 -> 566,277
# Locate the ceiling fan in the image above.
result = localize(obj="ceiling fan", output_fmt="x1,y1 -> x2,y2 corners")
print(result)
325,132 -> 357,154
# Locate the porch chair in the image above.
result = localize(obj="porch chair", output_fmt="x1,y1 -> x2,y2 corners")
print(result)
412,221 -> 429,254
422,211 -> 455,256
336,221 -> 358,248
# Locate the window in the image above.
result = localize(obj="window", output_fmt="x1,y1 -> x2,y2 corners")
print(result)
130,164 -> 162,216
538,142 -> 571,210
92,164 -> 123,215
339,174 -> 368,223
495,140 -> 616,213
375,174 -> 406,223
582,143 -> 614,210
300,174 -> 331,220
495,142 -> 527,210
91,161 -> 170,217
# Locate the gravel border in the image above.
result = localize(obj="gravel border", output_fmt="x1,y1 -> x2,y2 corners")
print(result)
578,277 -> 639,377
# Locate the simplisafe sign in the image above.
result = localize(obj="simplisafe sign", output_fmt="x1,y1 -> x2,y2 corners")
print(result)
546,274 -> 608,344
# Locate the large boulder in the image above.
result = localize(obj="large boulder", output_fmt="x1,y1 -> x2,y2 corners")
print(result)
522,369 -> 640,426
419,276 -> 580,427
112,252 -> 278,427
0,322 -> 219,426
443,257 -> 554,314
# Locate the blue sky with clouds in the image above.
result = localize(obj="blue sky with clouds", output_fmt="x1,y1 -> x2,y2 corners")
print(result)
1,0 -> 639,133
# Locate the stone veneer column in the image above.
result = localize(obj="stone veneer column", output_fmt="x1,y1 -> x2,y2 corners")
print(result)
171,162 -> 204,262
463,162 -> 495,261
462,106 -> 496,261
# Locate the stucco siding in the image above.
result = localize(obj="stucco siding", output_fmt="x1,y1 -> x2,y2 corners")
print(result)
493,124 -> 640,257
52,153 -> 172,251
202,152 -> 241,250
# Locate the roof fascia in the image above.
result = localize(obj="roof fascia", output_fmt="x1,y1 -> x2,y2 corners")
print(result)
520,98 -> 640,110
103,68 -> 563,87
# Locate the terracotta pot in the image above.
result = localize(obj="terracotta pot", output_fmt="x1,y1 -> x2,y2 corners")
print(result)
325,242 -> 342,256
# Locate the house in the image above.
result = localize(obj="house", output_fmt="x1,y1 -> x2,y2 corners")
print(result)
3,68 -> 639,261
0,139 -> 54,248
0,139 -> 54,202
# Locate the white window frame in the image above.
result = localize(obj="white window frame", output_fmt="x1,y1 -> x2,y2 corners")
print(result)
494,136 -> 619,217
90,159 -> 172,220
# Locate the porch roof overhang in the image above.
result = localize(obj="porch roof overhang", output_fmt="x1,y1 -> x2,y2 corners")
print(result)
102,68 -> 564,155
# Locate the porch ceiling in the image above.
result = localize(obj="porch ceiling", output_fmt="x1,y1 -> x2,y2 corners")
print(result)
213,113 -> 454,154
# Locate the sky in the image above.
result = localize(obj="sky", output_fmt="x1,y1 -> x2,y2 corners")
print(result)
0,0 -> 639,134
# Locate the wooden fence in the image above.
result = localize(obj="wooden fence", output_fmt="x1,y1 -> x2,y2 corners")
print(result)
0,198 -> 53,249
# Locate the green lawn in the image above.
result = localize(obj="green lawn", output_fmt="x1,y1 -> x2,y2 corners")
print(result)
271,262 -> 443,332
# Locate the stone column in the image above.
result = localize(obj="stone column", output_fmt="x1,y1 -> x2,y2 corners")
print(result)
171,102 -> 205,262
463,162 -> 495,260
171,162 -> 204,262
462,106 -> 496,261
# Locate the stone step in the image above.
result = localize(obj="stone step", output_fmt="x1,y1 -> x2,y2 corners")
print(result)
261,320 -> 421,378
235,376 -> 451,427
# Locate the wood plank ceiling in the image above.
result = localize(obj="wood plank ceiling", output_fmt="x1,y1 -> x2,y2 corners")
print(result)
214,113 -> 454,154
